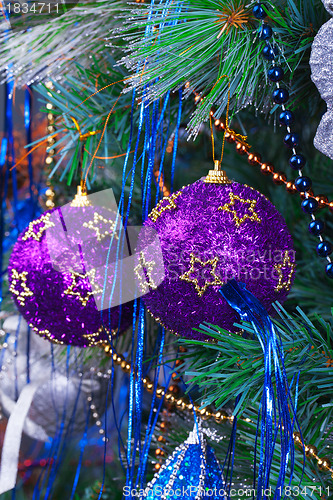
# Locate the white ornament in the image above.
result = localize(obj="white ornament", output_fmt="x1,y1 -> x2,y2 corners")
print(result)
310,1 -> 333,159
0,315 -> 109,441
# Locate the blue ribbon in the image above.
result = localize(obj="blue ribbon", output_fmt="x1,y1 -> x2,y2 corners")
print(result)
220,280 -> 300,499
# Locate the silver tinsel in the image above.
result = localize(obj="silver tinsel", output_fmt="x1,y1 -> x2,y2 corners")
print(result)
0,315 -> 110,441
310,0 -> 333,159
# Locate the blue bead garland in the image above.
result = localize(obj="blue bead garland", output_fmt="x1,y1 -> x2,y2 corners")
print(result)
253,2 -> 333,278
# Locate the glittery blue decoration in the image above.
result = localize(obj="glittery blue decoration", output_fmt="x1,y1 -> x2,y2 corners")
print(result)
220,280 -> 301,499
144,427 -> 226,499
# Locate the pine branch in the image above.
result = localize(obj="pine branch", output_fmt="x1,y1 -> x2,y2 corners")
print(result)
121,0 -> 329,132
0,0 -> 124,85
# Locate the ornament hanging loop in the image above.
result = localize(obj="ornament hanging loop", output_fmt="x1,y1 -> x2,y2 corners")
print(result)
70,116 -> 101,196
205,74 -> 248,184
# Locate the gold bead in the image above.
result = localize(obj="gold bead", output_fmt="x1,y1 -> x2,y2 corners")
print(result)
165,393 -> 175,404
315,194 -> 329,208
45,200 -> 55,208
260,163 -> 274,175
156,388 -> 164,398
169,384 -> 180,395
157,435 -> 165,443
176,398 -> 185,409
146,382 -> 154,392
199,408 -> 210,420
273,172 -> 287,185
45,188 -> 55,198
45,157 -> 53,165
293,432 -> 302,444
186,403 -> 193,411
154,463 -> 161,471
155,448 -> 164,457
318,457 -> 331,470
214,411 -> 222,423
305,445 -> 317,457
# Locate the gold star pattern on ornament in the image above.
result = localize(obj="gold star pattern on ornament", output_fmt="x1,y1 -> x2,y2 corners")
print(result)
215,5 -> 250,38
134,252 -> 157,294
83,212 -> 119,242
22,213 -> 55,241
274,251 -> 296,292
149,192 -> 182,222
218,192 -> 261,227
64,269 -> 103,307
179,254 -> 224,297
9,269 -> 33,306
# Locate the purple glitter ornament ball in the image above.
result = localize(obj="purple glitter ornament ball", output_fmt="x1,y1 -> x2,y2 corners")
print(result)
8,202 -> 133,347
142,179 -> 296,340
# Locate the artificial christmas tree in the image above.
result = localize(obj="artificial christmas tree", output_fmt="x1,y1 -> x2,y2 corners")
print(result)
0,1 -> 332,499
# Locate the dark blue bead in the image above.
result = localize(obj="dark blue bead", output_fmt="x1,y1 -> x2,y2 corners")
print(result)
262,45 -> 278,61
289,154 -> 306,170
301,197 -> 318,214
259,23 -> 272,39
279,110 -> 294,126
295,176 -> 312,192
272,88 -> 289,104
316,241 -> 332,258
309,220 -> 325,235
326,263 -> 333,278
253,3 -> 267,19
284,133 -> 299,147
268,66 -> 284,82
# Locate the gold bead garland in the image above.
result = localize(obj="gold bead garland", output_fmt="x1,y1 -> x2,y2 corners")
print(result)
102,343 -> 333,478
187,82 -> 333,211
44,81 -> 56,210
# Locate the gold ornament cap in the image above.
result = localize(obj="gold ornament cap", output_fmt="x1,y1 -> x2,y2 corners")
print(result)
204,160 -> 231,184
70,185 -> 91,207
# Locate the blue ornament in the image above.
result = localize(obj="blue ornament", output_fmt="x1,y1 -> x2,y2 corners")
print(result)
268,66 -> 284,82
253,3 -> 267,19
259,23 -> 272,40
262,45 -> 278,61
301,197 -> 318,214
325,262 -> 333,278
316,241 -> 332,258
272,88 -> 289,104
295,176 -> 312,192
283,132 -> 299,148
144,426 -> 226,499
289,154 -> 306,170
279,110 -> 294,126
309,220 -> 325,236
